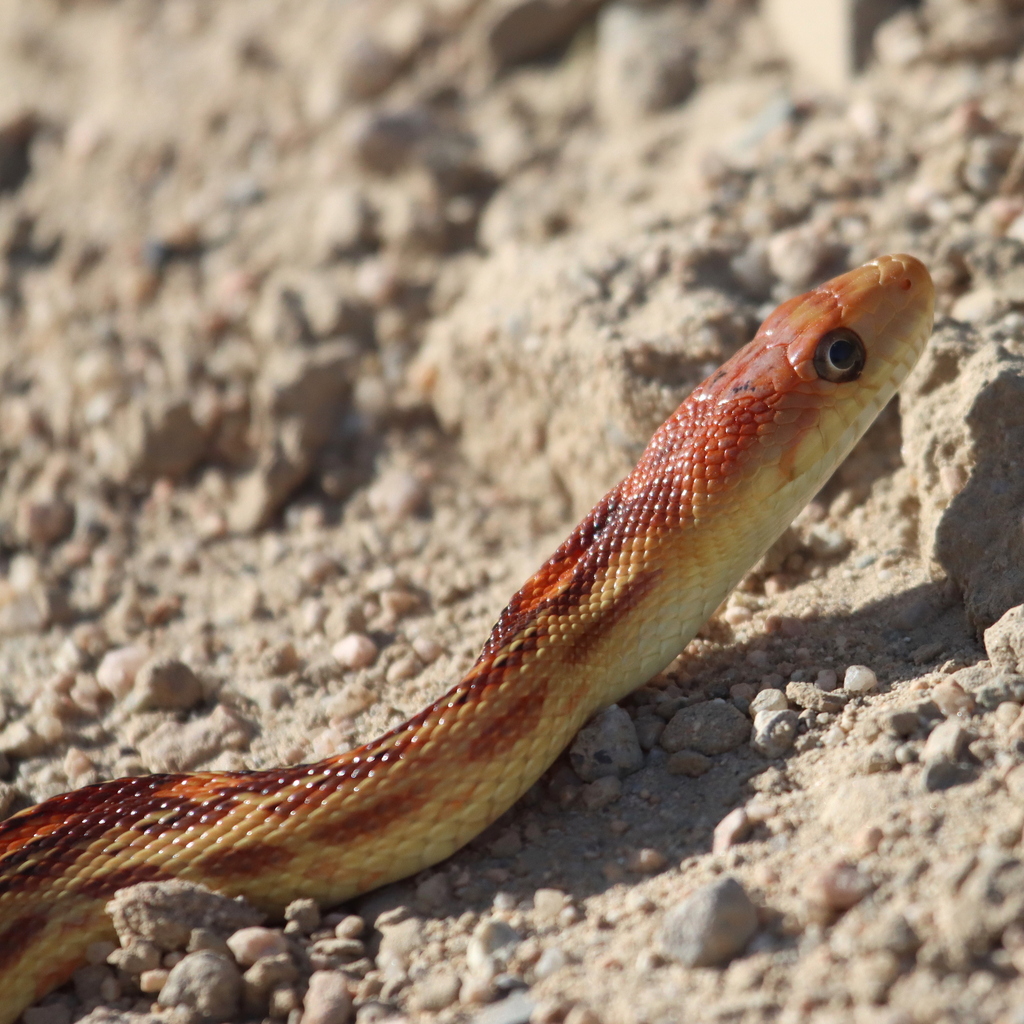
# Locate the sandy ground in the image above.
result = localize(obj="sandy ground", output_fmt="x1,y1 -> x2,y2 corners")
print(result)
3,1 -> 1024,1023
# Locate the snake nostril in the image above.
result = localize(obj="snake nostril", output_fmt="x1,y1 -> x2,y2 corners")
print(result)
900,278 -> 912,291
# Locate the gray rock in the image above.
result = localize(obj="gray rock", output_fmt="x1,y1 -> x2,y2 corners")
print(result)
922,719 -> 971,762
569,704 -> 643,782
351,108 -> 431,175
158,951 -> 242,1022
922,758 -> 975,792
595,4 -> 695,123
228,340 -> 356,532
885,710 -> 921,737
750,709 -> 799,758
659,876 -> 758,967
661,699 -> 751,755
343,35 -> 402,101
126,657 -> 203,713
487,0 -> 600,69
100,394 -> 208,484
975,673 -> 1024,709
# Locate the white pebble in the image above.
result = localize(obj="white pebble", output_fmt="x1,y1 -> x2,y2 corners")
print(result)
534,945 -> 568,980
96,645 -> 150,700
749,689 -> 788,715
411,636 -> 443,663
331,633 -> 377,670
723,605 -> 752,625
843,665 -> 878,694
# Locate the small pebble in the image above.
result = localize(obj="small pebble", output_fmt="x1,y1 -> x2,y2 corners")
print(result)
785,681 -> 847,712
666,749 -> 712,777
96,645 -> 150,700
712,807 -> 750,854
749,689 -> 788,715
225,926 -> 289,967
931,679 -> 976,718
467,919 -> 521,978
532,946 -> 573,978
532,889 -> 568,924
806,861 -> 871,916
367,469 -> 427,520
922,719 -> 970,762
852,825 -> 884,855
626,848 -> 667,873
470,990 -> 535,1023
299,553 -> 340,588
127,657 -> 204,712
158,950 -> 242,1022
140,968 -> 170,993
569,705 -> 643,782
659,876 -> 758,967
581,775 -> 622,809
332,634 -> 378,670
285,898 -> 321,934
334,915 -> 366,939
885,710 -> 919,737
411,636 -> 443,663
410,972 -> 461,1012
816,669 -> 838,692
844,665 -> 878,694
386,653 -> 421,683
661,700 -> 750,755
750,709 -> 799,758
922,758 -> 974,791
300,969 -> 353,1024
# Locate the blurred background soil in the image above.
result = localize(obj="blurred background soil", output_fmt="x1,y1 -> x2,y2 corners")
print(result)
4,1 -> 1024,1022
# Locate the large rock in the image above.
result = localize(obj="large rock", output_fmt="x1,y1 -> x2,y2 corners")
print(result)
415,235 -> 757,517
902,256 -> 1024,629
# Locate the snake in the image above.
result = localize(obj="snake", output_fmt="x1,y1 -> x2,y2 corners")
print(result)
0,254 -> 933,1021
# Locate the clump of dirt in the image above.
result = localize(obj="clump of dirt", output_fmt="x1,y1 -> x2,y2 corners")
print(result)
2,1 -> 1024,1023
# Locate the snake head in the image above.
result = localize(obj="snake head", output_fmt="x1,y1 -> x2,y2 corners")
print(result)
669,254 -> 935,503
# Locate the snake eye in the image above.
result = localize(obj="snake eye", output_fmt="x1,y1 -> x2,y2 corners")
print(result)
813,328 -> 865,383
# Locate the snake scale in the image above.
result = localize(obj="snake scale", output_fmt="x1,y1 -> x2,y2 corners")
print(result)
0,254 -> 934,1020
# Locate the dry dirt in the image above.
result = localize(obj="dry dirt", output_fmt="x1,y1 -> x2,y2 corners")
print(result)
3,1 -> 1024,1023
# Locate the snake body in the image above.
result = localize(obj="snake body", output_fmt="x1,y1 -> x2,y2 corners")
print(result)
0,255 -> 933,1020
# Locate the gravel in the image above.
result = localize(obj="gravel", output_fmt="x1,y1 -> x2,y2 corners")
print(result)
5,2 -> 1024,1023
